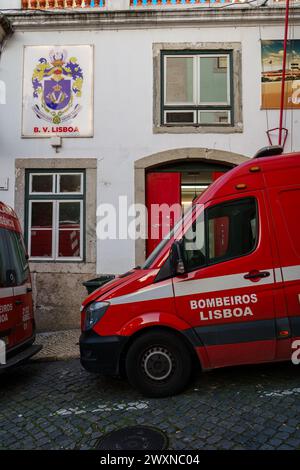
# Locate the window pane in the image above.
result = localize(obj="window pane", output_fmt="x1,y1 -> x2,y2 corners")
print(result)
199,111 -> 230,125
30,230 -> 52,257
59,230 -> 81,258
31,202 -> 53,228
183,211 -> 206,271
59,202 -> 81,228
59,174 -> 82,193
165,111 -> 195,124
31,175 -> 53,193
200,56 -> 229,104
207,198 -> 257,264
166,57 -> 194,104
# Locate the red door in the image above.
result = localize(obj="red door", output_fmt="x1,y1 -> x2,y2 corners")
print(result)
146,172 -> 181,257
212,171 -> 226,182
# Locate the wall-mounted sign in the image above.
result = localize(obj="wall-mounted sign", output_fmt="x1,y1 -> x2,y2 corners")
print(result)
22,45 -> 93,137
261,40 -> 300,109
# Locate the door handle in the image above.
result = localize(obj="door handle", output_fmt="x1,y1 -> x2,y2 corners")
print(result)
15,300 -> 24,305
244,270 -> 270,280
26,287 -> 32,293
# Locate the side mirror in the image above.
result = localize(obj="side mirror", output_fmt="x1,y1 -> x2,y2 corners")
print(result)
170,240 -> 186,275
6,269 -> 16,286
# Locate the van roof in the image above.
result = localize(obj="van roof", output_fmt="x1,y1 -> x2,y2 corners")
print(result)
195,151 -> 300,205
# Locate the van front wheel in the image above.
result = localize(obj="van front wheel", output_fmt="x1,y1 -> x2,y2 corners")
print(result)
125,331 -> 192,398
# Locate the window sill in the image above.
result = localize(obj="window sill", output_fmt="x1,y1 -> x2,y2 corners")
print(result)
153,124 -> 243,134
29,261 -> 96,274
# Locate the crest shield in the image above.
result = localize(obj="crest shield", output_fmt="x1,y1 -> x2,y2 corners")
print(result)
44,79 -> 71,111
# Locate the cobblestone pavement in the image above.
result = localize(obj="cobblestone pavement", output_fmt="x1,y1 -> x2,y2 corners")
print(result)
34,329 -> 80,362
0,358 -> 300,450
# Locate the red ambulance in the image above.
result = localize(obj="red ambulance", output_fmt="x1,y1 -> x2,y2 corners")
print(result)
0,202 -> 41,372
80,147 -> 300,397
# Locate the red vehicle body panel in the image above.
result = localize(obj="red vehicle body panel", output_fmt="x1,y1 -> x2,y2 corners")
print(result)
80,152 -> 300,375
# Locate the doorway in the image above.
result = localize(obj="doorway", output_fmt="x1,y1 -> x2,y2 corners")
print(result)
145,160 -> 234,257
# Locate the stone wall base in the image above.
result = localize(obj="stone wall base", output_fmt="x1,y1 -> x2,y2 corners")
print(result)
32,272 -> 95,332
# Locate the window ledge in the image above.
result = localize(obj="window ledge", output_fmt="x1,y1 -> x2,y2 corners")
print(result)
29,261 -> 96,274
153,124 -> 243,134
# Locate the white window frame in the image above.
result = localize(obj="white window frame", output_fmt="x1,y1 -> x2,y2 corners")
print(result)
164,53 -> 231,107
164,55 -> 198,106
28,200 -> 83,262
27,171 -> 84,262
29,173 -> 55,196
29,172 -> 84,196
198,54 -> 231,106
58,173 -> 83,195
163,52 -> 232,126
198,109 -> 231,125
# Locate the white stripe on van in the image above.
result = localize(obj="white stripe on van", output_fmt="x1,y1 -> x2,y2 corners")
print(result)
102,265 -> 300,307
282,265 -> 300,282
109,270 -> 275,306
274,268 -> 283,283
0,287 -> 13,299
109,283 -> 173,306
13,285 -> 29,296
173,270 -> 275,299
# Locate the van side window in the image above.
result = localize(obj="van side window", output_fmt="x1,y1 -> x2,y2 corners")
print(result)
0,228 -> 29,287
207,198 -> 257,264
183,198 -> 258,271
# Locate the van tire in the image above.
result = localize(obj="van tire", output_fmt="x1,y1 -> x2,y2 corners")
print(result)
125,331 -> 192,398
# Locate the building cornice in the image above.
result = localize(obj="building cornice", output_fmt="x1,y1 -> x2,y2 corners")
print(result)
3,6 -> 300,31
0,13 -> 13,42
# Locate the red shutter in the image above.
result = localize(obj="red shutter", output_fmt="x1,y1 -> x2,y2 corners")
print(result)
146,172 -> 181,257
212,171 -> 225,182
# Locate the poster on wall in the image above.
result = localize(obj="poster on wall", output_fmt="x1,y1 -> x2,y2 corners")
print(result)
22,45 -> 93,137
261,40 -> 300,109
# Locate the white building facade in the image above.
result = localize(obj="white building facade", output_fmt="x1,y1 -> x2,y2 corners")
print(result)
0,0 -> 299,330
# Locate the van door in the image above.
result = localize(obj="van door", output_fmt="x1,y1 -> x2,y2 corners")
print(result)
173,192 -> 277,368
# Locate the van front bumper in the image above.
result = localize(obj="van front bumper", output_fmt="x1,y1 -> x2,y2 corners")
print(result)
80,330 -> 128,375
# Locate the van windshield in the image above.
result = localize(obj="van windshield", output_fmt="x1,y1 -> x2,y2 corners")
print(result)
0,228 -> 30,287
142,206 -> 194,269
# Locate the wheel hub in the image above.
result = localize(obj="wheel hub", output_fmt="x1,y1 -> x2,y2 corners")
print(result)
142,347 -> 174,381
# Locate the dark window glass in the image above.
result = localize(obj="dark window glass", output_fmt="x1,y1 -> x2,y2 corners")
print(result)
59,231 -> 81,258
207,198 -> 257,264
0,228 -> 29,286
31,202 -> 53,228
31,175 -> 53,193
30,202 -> 53,258
59,174 -> 82,193
182,198 -> 257,272
166,112 -> 195,124
59,202 -> 80,227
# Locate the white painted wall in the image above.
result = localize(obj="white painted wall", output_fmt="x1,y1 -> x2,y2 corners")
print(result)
0,24 -> 299,273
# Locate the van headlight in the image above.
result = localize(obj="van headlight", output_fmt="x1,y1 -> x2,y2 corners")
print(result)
84,301 -> 110,331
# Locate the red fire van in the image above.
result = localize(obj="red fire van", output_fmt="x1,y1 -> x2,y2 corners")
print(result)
0,202 -> 41,372
80,147 -> 300,397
